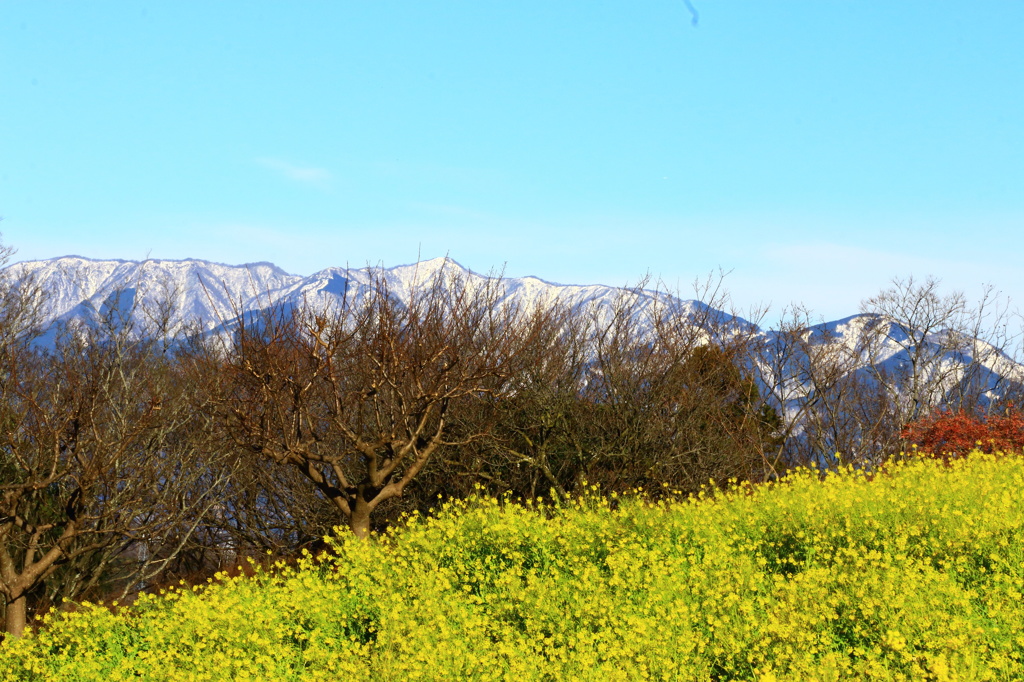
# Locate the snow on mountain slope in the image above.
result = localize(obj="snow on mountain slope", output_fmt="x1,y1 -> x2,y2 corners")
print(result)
9,256 -> 301,333
9,255 -> 728,337
797,312 -> 1024,389
7,255 -> 1022,411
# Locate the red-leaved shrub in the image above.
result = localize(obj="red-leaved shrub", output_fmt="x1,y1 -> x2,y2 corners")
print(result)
901,406 -> 1024,457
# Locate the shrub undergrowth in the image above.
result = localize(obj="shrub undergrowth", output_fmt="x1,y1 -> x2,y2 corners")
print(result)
3,451 -> 1024,680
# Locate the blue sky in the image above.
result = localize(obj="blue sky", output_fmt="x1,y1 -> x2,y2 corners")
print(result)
2,2 -> 1022,322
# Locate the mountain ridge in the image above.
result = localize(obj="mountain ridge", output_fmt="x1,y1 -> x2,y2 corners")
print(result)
7,255 -> 698,336
6,255 -> 1022,426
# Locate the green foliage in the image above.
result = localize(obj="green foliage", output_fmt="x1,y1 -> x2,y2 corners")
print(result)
4,453 -> 1024,680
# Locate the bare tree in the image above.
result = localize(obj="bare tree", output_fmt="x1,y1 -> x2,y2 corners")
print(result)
860,276 -> 1022,443
203,265 -> 540,538
754,308 -> 892,466
456,273 -> 780,499
861,276 -> 972,426
0,282 -> 231,638
642,276 -> 780,487
441,298 -> 591,503
753,278 -> 1024,468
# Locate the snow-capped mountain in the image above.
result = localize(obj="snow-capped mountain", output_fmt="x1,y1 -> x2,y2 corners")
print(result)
6,255 -> 1023,420
6,256 -> 301,334
5,255 -> 717,339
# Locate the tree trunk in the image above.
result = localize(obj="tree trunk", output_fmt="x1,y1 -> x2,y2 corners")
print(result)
349,498 -> 372,539
3,593 -> 27,638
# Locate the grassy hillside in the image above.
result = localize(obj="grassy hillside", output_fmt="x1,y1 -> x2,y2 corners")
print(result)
3,452 -> 1024,681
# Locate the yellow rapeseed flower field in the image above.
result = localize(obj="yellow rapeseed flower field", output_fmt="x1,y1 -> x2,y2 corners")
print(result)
3,451 -> 1024,680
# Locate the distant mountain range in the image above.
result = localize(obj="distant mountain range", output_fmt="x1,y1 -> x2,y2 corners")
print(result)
6,255 -> 1023,423
7,255 -> 678,336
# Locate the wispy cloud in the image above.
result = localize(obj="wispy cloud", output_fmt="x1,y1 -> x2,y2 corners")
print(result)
255,158 -> 333,187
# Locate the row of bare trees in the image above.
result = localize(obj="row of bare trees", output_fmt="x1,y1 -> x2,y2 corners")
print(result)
756,277 -> 1023,467
2,240 -> 1022,637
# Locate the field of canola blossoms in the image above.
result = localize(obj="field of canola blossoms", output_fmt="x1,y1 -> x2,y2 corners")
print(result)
3,452 -> 1024,681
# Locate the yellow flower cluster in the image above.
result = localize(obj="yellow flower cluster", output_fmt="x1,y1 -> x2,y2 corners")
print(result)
3,451 -> 1024,680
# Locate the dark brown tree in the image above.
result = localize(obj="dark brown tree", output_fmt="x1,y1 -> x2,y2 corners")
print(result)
0,276 -> 230,638
204,265 -> 540,538
578,283 -> 779,492
445,274 -> 782,500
